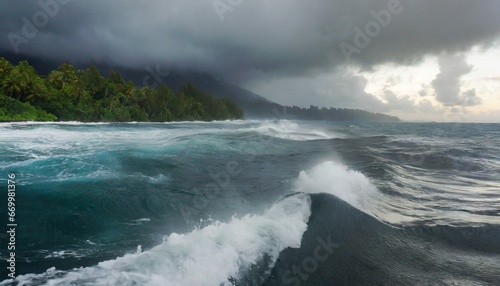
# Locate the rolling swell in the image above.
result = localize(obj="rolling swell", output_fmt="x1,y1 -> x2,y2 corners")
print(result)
405,224 -> 500,254
262,193 -> 500,286
1,122 -> 499,286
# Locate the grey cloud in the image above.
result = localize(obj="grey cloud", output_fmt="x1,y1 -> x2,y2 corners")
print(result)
1,0 -> 500,83
1,0 -> 499,119
461,89 -> 482,106
382,90 -> 416,112
250,70 -> 423,114
417,99 -> 438,114
248,70 -> 389,112
431,53 -> 481,106
418,89 -> 427,97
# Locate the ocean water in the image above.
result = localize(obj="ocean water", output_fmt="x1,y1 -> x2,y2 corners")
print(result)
0,120 -> 499,286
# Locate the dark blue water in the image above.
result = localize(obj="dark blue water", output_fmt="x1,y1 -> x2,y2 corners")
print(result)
0,120 -> 499,285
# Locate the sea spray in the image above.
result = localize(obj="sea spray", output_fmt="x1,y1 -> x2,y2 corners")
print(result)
5,193 -> 311,286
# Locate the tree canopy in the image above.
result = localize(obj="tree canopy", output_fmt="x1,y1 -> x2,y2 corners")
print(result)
0,58 -> 243,122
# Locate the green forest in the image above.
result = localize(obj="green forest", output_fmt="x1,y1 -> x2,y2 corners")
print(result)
0,58 -> 243,122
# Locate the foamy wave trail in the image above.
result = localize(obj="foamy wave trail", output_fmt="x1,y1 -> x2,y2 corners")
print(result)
3,193 -> 311,286
245,120 -> 338,141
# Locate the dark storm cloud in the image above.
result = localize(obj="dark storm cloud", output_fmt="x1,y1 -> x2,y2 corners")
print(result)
431,53 -> 482,106
1,0 -> 500,83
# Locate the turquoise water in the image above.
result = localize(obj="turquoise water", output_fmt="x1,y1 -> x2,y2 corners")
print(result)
0,120 -> 499,285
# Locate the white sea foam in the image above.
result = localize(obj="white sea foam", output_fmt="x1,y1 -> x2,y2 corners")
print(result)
0,121 -> 338,159
126,218 -> 152,225
86,240 -> 97,245
295,161 -> 378,214
43,250 -> 86,259
244,120 -> 339,141
5,193 -> 311,286
1,160 -> 375,286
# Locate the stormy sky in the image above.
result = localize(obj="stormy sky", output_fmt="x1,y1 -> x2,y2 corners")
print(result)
1,0 -> 500,121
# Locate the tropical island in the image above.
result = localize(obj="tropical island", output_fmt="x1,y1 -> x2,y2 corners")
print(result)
0,58 -> 243,122
0,57 -> 400,123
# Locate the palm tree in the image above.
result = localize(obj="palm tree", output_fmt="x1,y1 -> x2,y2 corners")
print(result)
108,94 -> 123,112
0,58 -> 13,75
123,81 -> 136,105
2,61 -> 39,101
25,78 -> 47,103
48,70 -> 65,90
58,62 -> 78,89
2,70 -> 27,100
48,62 -> 78,90
72,84 -> 88,103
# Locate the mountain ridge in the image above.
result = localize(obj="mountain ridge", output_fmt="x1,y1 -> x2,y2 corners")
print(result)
159,70 -> 400,122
